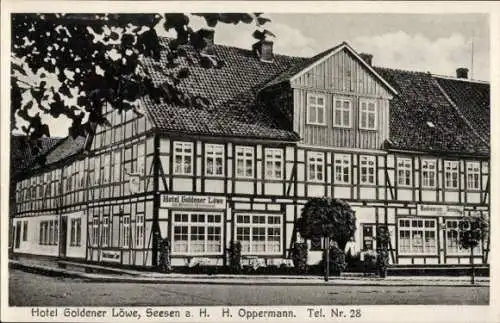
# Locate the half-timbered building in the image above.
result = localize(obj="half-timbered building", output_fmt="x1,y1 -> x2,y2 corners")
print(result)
11,35 -> 490,270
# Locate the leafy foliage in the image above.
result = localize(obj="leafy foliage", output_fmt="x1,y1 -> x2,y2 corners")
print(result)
321,245 -> 346,276
296,197 -> 356,250
11,13 -> 272,148
290,242 -> 308,273
458,213 -> 489,250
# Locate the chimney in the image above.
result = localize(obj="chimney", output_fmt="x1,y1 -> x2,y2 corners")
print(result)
359,53 -> 373,66
200,29 -> 215,56
253,40 -> 274,63
456,67 -> 469,79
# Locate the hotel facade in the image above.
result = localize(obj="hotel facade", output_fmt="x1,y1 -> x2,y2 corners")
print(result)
11,36 -> 490,269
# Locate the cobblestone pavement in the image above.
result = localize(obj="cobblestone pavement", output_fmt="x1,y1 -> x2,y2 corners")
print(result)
9,269 -> 489,306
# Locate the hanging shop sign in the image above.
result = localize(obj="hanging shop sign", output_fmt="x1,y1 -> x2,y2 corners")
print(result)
160,194 -> 226,209
417,204 -> 464,217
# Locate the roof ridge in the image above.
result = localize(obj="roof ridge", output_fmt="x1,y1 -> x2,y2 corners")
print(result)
157,35 -> 307,60
432,73 -> 489,84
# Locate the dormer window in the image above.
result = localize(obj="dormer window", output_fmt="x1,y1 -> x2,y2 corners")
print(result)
333,97 -> 352,128
307,93 -> 326,125
359,99 -> 377,130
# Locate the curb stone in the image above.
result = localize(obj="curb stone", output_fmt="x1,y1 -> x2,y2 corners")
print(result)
9,261 -> 489,287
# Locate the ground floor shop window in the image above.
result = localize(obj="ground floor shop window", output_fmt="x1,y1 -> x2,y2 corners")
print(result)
39,220 -> 58,245
398,218 -> 437,255
70,218 -> 82,247
445,219 -> 481,255
22,221 -> 28,241
172,212 -> 223,254
235,213 -> 282,254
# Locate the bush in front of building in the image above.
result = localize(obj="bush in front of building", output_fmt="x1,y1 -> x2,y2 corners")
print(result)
291,242 -> 308,274
320,245 -> 346,276
228,240 -> 242,274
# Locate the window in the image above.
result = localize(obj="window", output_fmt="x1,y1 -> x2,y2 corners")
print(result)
466,161 -> 480,190
39,221 -> 46,245
445,219 -> 481,255
307,152 -> 324,182
70,218 -> 82,247
359,99 -> 377,130
205,144 -> 224,176
122,215 -> 130,248
421,160 -> 436,188
397,158 -> 412,187
172,212 -> 223,254
102,216 -> 110,247
265,148 -> 283,180
137,143 -> 145,176
103,154 -> 111,183
398,218 -> 437,255
235,146 -> 254,178
173,142 -> 193,175
95,155 -> 101,185
22,221 -> 28,241
333,97 -> 352,128
135,213 -> 144,247
307,93 -> 326,125
92,217 -> 99,246
235,214 -> 282,254
360,155 -> 376,185
112,150 -> 122,182
445,160 -> 459,189
334,154 -> 351,184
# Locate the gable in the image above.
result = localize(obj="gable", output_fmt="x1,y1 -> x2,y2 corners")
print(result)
291,47 -> 394,98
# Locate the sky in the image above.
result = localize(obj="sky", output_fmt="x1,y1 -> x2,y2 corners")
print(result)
15,13 -> 491,138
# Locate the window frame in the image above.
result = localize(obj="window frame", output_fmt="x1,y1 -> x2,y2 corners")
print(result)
122,215 -> 130,248
359,155 -> 376,185
307,151 -> 325,183
397,157 -> 412,187
171,211 -> 224,255
334,153 -> 351,184
205,144 -> 225,177
306,93 -> 327,126
398,218 -> 438,256
421,159 -> 437,188
235,146 -> 255,179
359,98 -> 377,130
466,161 -> 481,191
234,213 -> 283,255
264,148 -> 284,180
444,160 -> 459,189
333,97 -> 352,128
445,219 -> 482,255
173,141 -> 194,176
135,213 -> 145,248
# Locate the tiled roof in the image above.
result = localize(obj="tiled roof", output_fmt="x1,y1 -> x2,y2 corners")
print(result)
433,76 -> 490,144
26,135 -> 86,172
140,38 -> 306,141
374,67 -> 489,156
263,44 -> 343,88
10,135 -> 62,177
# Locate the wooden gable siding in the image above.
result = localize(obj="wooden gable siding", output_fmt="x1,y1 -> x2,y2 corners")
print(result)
291,49 -> 391,149
291,49 -> 392,97
294,89 -> 390,149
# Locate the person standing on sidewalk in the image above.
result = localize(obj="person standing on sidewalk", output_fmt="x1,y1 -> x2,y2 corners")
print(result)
159,238 -> 172,273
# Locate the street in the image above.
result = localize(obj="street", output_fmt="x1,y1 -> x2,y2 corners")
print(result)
9,269 -> 488,306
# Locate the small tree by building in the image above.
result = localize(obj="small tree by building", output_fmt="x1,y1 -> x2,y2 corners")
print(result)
296,197 -> 356,281
458,212 -> 489,284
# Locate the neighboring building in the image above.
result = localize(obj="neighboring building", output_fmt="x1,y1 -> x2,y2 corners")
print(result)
11,35 -> 490,269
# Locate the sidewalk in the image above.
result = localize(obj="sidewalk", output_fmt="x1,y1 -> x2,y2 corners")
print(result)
9,258 -> 490,287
